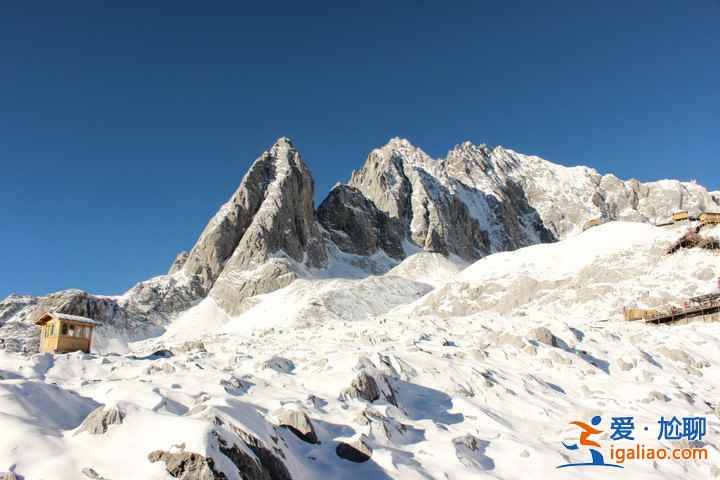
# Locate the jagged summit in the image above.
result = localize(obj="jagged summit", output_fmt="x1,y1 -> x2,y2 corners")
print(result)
179,136 -> 326,315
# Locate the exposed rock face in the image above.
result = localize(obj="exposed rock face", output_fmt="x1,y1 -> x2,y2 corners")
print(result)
349,139 -> 493,259
148,450 -> 217,480
180,137 -> 326,315
212,415 -> 293,480
76,404 -> 126,435
149,413 -> 295,480
348,138 -> 720,262
317,185 -> 404,259
274,407 -> 319,444
336,435 -> 372,463
169,251 -> 190,275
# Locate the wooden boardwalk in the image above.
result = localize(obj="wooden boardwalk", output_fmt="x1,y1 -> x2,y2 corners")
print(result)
641,293 -> 720,325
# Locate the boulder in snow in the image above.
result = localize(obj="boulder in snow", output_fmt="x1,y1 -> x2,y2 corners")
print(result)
274,407 -> 319,444
336,435 -> 372,463
147,450 -> 216,480
76,404 -> 125,435
260,356 -> 295,374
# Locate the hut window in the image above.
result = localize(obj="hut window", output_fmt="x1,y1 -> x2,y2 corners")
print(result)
61,323 -> 68,336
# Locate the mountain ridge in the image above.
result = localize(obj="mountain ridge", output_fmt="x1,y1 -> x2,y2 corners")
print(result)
1,136 -> 718,352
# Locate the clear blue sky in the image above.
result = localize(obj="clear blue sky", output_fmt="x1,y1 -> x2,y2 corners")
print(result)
2,1 -> 719,299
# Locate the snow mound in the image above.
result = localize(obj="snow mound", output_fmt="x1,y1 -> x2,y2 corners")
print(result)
387,252 -> 467,288
414,221 -> 719,319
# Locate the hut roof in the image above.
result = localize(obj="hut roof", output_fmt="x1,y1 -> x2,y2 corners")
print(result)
35,311 -> 101,326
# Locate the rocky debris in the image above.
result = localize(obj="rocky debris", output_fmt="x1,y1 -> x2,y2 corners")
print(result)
220,375 -> 251,395
145,362 -> 177,375
657,347 -> 708,369
362,408 -> 423,445
305,395 -> 327,410
176,340 -> 207,353
76,404 -> 126,435
342,371 -> 379,402
81,467 -> 111,480
336,435 -> 372,463
666,231 -> 720,254
527,327 -> 562,348
340,363 -> 398,407
0,473 -> 18,480
273,407 -> 319,444
148,450 -> 217,480
260,356 -> 295,374
453,434 -> 495,471
317,185 -> 404,259
647,391 -> 672,403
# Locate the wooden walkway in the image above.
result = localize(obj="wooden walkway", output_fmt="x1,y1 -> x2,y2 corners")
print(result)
642,293 -> 720,325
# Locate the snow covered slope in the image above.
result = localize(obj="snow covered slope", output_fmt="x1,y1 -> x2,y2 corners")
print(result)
2,220 -> 719,479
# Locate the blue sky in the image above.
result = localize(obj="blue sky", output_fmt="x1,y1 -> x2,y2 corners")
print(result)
1,1 -> 719,299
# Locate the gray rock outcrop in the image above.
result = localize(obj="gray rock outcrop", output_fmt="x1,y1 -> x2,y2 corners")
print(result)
179,137 -> 326,315
349,139 -> 494,259
274,407 -> 319,444
260,356 -> 295,374
148,450 -> 217,480
527,327 -> 562,348
347,138 -> 719,262
336,435 -> 372,463
76,404 -> 126,435
340,362 -> 398,407
317,185 -> 404,259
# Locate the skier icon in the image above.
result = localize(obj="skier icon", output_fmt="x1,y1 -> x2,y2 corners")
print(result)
557,415 -> 623,469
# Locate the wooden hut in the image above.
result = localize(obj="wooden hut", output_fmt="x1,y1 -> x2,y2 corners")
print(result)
699,212 -> 720,225
672,211 -> 689,222
35,311 -> 100,354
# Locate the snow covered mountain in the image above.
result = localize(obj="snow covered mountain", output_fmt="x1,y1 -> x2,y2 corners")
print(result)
1,137 -> 720,479
2,137 -> 718,352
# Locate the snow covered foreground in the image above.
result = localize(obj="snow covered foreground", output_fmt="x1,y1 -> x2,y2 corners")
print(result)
1,222 -> 719,479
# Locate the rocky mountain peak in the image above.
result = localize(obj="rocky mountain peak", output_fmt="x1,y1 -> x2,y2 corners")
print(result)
176,137 -> 327,315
